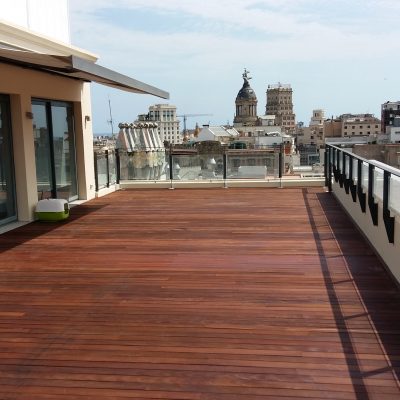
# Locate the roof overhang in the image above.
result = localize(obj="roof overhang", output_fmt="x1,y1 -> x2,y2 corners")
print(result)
0,48 -> 169,99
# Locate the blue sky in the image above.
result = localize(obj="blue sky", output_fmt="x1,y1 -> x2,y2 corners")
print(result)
68,0 -> 400,134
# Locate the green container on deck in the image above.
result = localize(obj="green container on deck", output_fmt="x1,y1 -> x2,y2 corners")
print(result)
35,199 -> 69,221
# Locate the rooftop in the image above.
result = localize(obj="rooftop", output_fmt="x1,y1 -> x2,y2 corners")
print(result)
0,187 -> 399,399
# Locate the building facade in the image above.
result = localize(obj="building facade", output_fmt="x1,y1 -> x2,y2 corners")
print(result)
324,114 -> 380,140
0,0 -> 168,228
146,104 -> 181,144
378,116 -> 400,144
381,101 -> 400,133
296,109 -> 325,149
341,114 -> 380,138
265,83 -> 296,133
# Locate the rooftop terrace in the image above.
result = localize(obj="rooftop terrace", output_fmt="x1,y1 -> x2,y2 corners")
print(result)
0,187 -> 399,399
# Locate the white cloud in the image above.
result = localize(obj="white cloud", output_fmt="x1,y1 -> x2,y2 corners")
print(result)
68,0 -> 400,132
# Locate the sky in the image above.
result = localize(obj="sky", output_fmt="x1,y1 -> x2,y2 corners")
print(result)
68,0 -> 400,134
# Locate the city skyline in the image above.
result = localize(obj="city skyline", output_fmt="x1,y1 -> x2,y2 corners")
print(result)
69,0 -> 400,134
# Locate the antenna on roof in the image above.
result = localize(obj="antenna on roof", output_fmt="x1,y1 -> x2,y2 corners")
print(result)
107,95 -> 115,138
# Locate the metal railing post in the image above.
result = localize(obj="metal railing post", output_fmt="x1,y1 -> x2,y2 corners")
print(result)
94,151 -> 99,192
383,170 -> 395,243
116,149 -> 121,184
169,148 -> 174,190
223,152 -> 228,188
105,149 -> 110,188
278,144 -> 283,188
368,163 -> 378,225
324,146 -> 328,187
357,159 -> 366,213
327,145 -> 332,192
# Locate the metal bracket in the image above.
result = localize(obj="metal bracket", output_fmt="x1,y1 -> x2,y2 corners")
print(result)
357,159 -> 366,213
368,164 -> 378,226
383,170 -> 395,243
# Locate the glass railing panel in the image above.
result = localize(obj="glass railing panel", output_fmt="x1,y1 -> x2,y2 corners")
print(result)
338,152 -> 343,173
226,152 -> 278,179
389,175 -> 400,214
108,151 -> 116,184
344,154 -> 350,178
171,154 -> 223,181
115,148 -> 327,182
361,162 -> 369,192
119,150 -> 168,181
352,158 -> 358,184
96,153 -> 108,189
373,168 -> 384,202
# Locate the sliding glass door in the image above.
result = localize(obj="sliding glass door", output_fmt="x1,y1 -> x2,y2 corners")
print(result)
0,95 -> 16,224
32,100 -> 77,201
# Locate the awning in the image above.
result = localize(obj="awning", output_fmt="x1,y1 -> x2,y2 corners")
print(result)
0,48 -> 169,99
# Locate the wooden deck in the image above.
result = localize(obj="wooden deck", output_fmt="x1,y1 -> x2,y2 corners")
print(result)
0,187 -> 399,399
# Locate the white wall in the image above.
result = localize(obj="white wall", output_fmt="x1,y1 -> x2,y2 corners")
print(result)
1,62 -> 95,221
1,0 -> 28,28
1,0 -> 70,43
332,181 -> 400,284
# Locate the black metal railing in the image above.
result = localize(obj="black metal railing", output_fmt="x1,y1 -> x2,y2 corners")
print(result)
325,144 -> 399,244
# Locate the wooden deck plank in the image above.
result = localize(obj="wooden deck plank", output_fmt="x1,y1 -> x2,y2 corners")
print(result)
0,187 -> 399,399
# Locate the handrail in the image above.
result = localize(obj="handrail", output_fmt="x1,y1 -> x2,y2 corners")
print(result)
326,144 -> 400,178
325,144 -> 398,243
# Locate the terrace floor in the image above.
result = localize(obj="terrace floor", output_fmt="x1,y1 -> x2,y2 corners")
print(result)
0,187 -> 399,399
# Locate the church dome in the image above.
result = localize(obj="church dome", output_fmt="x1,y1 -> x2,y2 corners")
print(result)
236,80 -> 257,101
234,69 -> 258,125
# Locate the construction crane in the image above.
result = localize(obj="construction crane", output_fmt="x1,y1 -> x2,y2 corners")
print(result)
177,114 -> 213,136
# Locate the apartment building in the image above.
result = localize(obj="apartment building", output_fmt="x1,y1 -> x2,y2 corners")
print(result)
147,104 -> 181,144
324,114 -> 380,140
341,114 -> 380,138
381,101 -> 400,133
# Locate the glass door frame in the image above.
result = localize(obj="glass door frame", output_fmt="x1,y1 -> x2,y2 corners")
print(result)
0,93 -> 17,226
32,99 -> 78,201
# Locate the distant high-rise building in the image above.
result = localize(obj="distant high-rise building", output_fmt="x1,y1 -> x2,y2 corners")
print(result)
265,83 -> 296,133
310,109 -> 325,126
233,69 -> 258,126
381,101 -> 400,133
296,109 -> 325,148
146,104 -> 181,144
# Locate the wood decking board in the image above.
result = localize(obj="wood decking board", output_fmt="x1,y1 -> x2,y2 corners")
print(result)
0,187 -> 399,399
